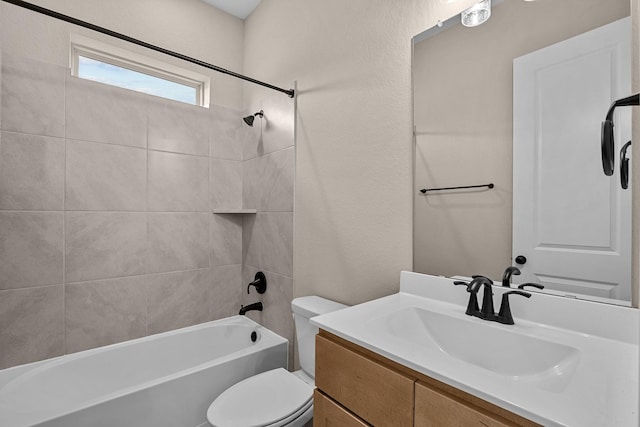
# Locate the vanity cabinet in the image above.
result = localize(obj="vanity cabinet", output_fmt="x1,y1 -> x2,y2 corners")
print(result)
314,330 -> 540,427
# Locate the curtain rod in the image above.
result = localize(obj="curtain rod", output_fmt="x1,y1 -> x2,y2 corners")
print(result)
1,0 -> 295,98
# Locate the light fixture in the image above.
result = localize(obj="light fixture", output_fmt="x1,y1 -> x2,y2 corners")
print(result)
461,0 -> 491,27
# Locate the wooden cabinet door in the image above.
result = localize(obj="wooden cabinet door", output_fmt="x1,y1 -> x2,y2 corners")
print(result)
314,390 -> 370,427
315,334 -> 415,427
415,381 -> 515,427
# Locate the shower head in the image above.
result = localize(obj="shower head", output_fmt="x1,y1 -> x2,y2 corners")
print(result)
243,110 -> 264,127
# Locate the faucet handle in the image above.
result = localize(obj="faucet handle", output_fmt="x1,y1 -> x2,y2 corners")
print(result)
247,272 -> 267,294
517,283 -> 544,291
453,281 -> 479,315
497,290 -> 531,325
454,280 -> 471,291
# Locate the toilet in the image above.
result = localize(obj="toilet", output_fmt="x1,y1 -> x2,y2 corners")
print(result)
206,296 -> 347,427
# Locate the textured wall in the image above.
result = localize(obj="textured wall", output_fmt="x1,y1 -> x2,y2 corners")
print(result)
0,0 -> 244,109
0,52 -> 249,369
243,0 -> 478,305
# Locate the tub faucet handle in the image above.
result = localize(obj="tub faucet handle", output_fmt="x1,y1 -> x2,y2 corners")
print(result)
247,272 -> 267,294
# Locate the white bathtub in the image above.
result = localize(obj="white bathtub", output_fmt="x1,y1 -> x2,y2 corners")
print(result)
0,316 -> 288,427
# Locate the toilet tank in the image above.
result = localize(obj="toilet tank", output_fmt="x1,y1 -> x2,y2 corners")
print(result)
291,296 -> 347,379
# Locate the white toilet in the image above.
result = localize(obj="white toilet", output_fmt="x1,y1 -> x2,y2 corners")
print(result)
206,296 -> 347,427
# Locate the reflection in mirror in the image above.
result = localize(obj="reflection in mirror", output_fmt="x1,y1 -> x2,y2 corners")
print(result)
412,0 -> 633,305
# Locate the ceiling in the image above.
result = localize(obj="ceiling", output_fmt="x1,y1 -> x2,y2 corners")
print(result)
200,0 -> 262,19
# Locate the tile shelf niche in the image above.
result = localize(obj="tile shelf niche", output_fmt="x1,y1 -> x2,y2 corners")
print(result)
212,209 -> 258,214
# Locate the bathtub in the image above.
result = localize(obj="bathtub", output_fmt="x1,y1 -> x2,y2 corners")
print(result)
0,316 -> 288,427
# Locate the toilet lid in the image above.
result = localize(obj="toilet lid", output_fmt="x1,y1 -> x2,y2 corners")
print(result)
207,368 -> 314,427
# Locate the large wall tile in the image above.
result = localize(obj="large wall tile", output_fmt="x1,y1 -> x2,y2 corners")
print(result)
210,265 -> 242,320
66,140 -> 147,211
66,212 -> 147,283
0,286 -> 64,369
147,269 -> 210,334
243,95 -> 294,160
238,124 -> 261,160
210,104 -> 243,161
0,53 -> 65,137
243,147 -> 294,212
0,212 -> 63,290
147,213 -> 209,274
0,53 -> 290,369
148,150 -> 209,212
148,99 -> 210,156
0,131 -> 64,210
65,277 -> 147,353
66,76 -> 147,148
210,214 -> 242,266
210,158 -> 242,210
244,213 -> 293,277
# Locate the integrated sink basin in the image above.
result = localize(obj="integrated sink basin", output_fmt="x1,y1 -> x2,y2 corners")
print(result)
311,272 -> 639,427
368,306 -> 580,381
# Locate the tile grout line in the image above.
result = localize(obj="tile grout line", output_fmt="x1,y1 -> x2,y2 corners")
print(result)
145,99 -> 150,338
62,69 -> 67,357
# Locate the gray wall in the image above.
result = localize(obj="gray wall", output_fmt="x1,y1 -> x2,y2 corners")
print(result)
0,52 -> 295,369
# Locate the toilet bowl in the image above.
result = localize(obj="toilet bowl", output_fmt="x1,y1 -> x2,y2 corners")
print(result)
206,296 -> 346,427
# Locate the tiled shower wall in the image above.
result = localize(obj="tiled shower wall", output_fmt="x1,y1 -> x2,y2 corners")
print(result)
240,94 -> 295,354
0,52 -> 295,370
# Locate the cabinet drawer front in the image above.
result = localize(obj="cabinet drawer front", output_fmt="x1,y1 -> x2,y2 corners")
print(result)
314,390 -> 371,427
315,334 -> 415,427
415,381 -> 513,427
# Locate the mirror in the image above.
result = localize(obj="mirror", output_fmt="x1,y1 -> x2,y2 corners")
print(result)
412,0 -> 633,305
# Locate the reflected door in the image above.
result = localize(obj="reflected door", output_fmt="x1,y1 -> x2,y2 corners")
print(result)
512,18 -> 631,301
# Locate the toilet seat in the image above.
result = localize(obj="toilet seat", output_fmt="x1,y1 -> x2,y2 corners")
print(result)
207,368 -> 314,427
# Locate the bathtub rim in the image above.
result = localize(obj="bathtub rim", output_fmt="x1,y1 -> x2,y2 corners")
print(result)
0,315 -> 288,426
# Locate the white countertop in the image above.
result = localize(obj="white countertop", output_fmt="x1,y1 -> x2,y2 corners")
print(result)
311,271 -> 639,427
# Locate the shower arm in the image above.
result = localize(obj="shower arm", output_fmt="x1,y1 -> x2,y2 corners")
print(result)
1,0 -> 295,99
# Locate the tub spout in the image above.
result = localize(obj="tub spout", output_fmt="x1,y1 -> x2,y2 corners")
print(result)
239,302 -> 263,315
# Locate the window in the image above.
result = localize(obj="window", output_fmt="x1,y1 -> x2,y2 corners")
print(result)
70,34 -> 210,107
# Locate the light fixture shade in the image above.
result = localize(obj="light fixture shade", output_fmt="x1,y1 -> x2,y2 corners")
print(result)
461,0 -> 491,27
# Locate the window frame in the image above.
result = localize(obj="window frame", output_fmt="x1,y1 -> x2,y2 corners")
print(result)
70,34 -> 210,107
